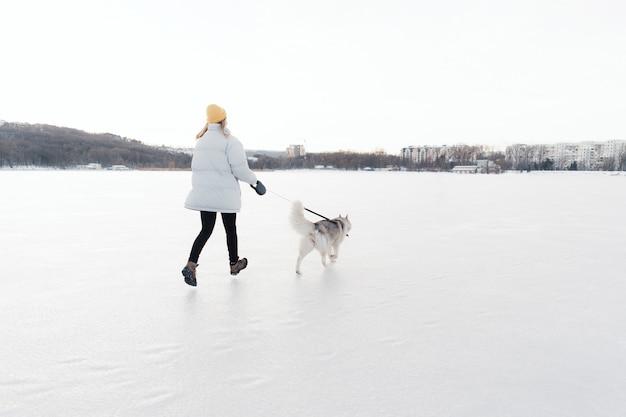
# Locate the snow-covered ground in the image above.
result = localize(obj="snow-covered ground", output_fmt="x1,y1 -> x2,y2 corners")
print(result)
1,170 -> 625,417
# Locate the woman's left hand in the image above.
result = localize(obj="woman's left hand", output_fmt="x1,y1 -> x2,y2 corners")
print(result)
250,180 -> 266,195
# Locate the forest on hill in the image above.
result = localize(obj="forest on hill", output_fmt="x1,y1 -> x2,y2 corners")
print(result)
0,121 -> 408,171
0,122 -> 191,169
1,121 -> 507,171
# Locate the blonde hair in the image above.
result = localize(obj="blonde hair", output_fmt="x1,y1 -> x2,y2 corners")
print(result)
195,118 -> 230,139
220,119 -> 230,137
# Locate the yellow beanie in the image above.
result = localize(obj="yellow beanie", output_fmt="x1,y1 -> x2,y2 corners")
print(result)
206,104 -> 227,123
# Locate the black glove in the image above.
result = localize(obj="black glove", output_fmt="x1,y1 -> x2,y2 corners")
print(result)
250,180 -> 266,195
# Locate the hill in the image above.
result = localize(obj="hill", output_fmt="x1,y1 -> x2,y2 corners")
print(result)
0,121 -> 407,171
0,121 -> 191,169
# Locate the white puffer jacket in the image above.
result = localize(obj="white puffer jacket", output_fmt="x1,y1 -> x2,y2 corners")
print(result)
184,124 -> 257,213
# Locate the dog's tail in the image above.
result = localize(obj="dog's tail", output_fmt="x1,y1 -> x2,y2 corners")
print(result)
290,200 -> 315,235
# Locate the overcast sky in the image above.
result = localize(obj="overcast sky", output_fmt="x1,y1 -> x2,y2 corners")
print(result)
2,0 -> 625,153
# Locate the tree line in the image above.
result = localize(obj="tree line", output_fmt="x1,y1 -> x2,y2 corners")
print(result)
3,122 -> 516,171
248,149 -> 404,171
0,122 -> 191,169
248,148 -> 507,171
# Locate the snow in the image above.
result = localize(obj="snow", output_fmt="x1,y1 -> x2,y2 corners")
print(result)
1,170 -> 625,417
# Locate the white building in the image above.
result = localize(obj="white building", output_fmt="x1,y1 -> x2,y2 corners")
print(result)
401,145 -> 477,165
452,166 -> 478,174
603,140 -> 626,170
110,165 -> 130,171
286,144 -> 306,158
506,140 -> 626,170
77,163 -> 102,170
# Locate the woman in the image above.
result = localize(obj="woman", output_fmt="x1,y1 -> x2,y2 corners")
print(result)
182,104 -> 264,286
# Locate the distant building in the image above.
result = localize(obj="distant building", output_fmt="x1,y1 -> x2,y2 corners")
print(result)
77,163 -> 102,170
402,145 -> 452,164
286,144 -> 306,158
452,166 -> 478,174
401,145 -> 480,166
476,160 -> 500,174
506,140 -> 626,170
109,165 -> 130,171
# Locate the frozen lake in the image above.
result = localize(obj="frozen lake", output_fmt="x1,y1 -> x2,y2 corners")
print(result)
1,170 -> 625,416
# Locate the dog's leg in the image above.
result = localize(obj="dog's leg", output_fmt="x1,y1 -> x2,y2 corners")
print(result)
318,237 -> 330,267
296,236 -> 315,274
317,240 -> 333,266
329,240 -> 341,262
320,251 -> 328,267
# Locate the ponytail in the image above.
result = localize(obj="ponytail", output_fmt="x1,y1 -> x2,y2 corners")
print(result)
220,119 -> 230,137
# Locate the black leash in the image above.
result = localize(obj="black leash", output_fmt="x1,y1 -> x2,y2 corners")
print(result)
303,207 -> 331,221
268,190 -> 331,221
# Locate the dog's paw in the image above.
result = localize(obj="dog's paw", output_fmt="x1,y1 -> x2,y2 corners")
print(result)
329,254 -> 338,262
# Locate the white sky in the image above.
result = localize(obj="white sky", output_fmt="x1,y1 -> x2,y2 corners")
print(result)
1,0 -> 625,153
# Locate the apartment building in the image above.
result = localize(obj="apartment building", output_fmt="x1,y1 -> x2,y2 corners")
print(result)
286,144 -> 306,158
506,140 -> 626,170
401,145 -> 479,165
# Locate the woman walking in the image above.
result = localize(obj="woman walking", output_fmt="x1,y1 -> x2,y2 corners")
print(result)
182,104 -> 265,286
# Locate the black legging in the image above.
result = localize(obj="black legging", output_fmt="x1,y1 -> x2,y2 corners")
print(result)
188,211 -> 238,264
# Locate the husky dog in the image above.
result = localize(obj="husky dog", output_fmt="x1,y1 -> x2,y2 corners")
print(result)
290,200 -> 351,274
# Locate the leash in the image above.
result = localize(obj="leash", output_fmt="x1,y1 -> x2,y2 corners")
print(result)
268,190 -> 331,221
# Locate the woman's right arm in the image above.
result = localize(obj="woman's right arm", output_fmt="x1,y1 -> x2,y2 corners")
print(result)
227,138 -> 258,185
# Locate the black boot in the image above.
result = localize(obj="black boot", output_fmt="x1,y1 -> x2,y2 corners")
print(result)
182,262 -> 198,286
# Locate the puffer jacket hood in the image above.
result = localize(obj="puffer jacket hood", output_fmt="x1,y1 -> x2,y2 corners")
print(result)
184,124 -> 257,213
